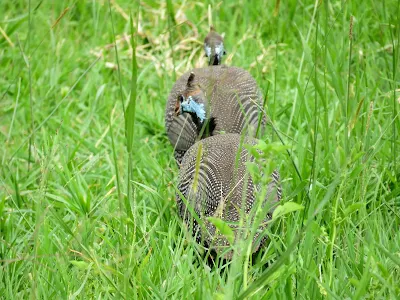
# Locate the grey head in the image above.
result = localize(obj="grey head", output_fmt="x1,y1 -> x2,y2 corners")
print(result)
204,25 -> 226,66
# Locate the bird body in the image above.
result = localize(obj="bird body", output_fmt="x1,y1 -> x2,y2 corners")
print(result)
165,65 -> 266,164
177,133 -> 281,258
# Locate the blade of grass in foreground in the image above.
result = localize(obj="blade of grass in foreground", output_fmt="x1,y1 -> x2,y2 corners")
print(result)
166,0 -> 176,82
27,0 -> 34,172
109,106 -> 122,209
108,0 -> 125,114
108,0 -> 138,221
126,12 -> 138,157
388,4 -> 400,171
345,15 -> 354,157
107,0 -> 126,234
124,11 -> 139,221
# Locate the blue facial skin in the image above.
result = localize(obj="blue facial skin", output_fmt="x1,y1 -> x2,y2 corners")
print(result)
180,96 -> 206,122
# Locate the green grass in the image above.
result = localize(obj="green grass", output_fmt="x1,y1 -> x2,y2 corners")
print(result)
1,0 -> 400,298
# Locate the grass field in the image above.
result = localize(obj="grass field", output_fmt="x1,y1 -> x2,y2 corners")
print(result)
1,0 -> 400,298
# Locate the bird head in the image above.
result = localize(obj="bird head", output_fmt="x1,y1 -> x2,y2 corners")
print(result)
175,73 -> 207,125
204,25 -> 226,66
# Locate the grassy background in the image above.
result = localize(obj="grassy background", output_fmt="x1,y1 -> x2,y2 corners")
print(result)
1,0 -> 400,298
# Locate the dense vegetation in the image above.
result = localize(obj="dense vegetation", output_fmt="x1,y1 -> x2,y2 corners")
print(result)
1,0 -> 399,298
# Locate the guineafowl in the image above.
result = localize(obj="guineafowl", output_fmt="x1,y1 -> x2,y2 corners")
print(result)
165,66 -> 267,164
177,133 -> 281,259
204,25 -> 226,65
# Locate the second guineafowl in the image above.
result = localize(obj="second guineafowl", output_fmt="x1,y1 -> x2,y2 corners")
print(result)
165,66 -> 267,164
177,133 -> 281,259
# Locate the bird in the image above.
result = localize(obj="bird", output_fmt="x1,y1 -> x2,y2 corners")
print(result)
176,133 -> 281,259
204,25 -> 226,65
165,66 -> 267,164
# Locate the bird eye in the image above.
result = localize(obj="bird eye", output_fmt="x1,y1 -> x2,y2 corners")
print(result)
178,95 -> 184,103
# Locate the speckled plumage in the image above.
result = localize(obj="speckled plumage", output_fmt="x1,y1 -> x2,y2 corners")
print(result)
165,65 -> 267,165
177,134 -> 281,259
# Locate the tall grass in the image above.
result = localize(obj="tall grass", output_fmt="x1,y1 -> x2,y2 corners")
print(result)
0,0 -> 399,298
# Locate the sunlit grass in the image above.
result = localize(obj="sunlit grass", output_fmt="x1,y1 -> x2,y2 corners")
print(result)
1,0 -> 399,298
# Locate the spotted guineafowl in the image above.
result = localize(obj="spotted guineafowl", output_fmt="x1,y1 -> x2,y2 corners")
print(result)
177,133 -> 281,259
165,67 -> 267,164
204,25 -> 226,65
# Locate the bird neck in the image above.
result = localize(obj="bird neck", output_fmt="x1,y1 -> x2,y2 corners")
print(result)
191,115 -> 216,138
211,54 -> 219,65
